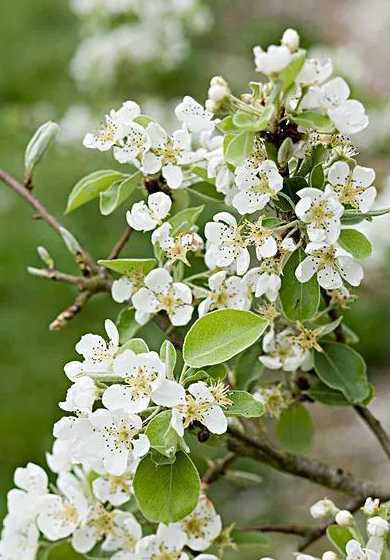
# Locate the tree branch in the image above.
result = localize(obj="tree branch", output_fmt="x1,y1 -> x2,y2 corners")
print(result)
354,405 -> 390,461
227,426 -> 389,499
202,452 -> 236,485
107,227 -> 133,259
244,523 -> 313,538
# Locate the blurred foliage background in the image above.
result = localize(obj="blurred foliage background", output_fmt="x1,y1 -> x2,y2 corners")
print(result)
1,1 -> 390,557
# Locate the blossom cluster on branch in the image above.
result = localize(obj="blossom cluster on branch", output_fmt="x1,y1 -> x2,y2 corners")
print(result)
1,28 -> 390,560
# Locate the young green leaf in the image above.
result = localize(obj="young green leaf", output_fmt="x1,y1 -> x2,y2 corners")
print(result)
160,340 -> 177,379
183,309 -> 268,368
133,451 -> 200,523
310,163 -> 325,189
232,105 -> 274,132
279,49 -> 306,90
98,258 -> 156,276
339,229 -> 372,259
280,249 -> 320,321
234,344 -> 264,390
116,308 -> 142,344
66,170 -> 127,213
292,111 -> 333,131
314,342 -> 370,403
120,338 -> 149,354
25,121 -> 59,176
326,525 -> 355,555
145,411 -> 180,458
99,171 -> 143,215
224,131 -> 254,167
226,391 -> 264,418
168,205 -> 204,235
309,381 -> 375,407
276,403 -> 314,453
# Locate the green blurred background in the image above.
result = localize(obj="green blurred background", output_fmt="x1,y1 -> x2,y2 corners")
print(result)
1,1 -> 390,556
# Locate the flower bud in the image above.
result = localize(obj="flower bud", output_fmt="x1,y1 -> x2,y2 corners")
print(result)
362,497 -> 380,516
281,28 -> 300,52
335,510 -> 354,527
25,121 -> 59,176
310,499 -> 338,520
367,516 -> 389,537
208,76 -> 230,102
322,552 -> 338,560
37,246 -> 55,269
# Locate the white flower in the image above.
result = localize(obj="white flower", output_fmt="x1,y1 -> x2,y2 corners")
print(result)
132,268 -> 193,326
172,381 -> 230,437
0,516 -> 39,560
362,498 -> 380,516
327,161 -> 376,213
245,221 -> 278,260
92,461 -> 138,507
198,271 -> 251,316
259,328 -> 308,372
244,267 -> 281,303
295,242 -> 363,290
207,76 -> 230,103
175,96 -> 214,133
322,552 -> 338,560
37,472 -> 89,541
233,160 -> 283,215
329,100 -> 368,136
126,192 -> 172,232
83,100 -> 141,152
111,274 -> 143,304
102,349 -> 185,414
281,28 -> 300,52
367,516 -> 389,537
6,464 -> 49,524
205,212 -> 250,275
152,222 -> 204,265
253,45 -> 292,75
178,495 -> 222,551
64,319 -> 120,379
335,510 -> 354,527
59,376 -> 97,414
113,122 -> 147,165
14,463 -> 48,497
310,498 -> 338,520
346,539 -> 380,560
46,440 -> 74,474
52,415 -> 97,468
142,123 -> 194,189
136,523 -> 188,560
295,187 -> 344,244
100,511 -> 142,560
297,58 -> 333,87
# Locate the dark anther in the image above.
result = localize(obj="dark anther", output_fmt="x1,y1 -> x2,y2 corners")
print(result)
198,429 -> 210,442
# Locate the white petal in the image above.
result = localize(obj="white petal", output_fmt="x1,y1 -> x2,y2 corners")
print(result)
132,288 -> 160,313
143,151 -> 161,174
132,434 -> 150,458
145,268 -> 172,293
352,165 -> 375,188
357,187 -> 376,213
152,379 -> 186,407
148,192 -> 172,220
236,248 -> 250,275
72,526 -> 97,554
327,161 -> 350,186
112,277 -> 134,303
337,256 -> 363,286
105,319 -> 119,347
169,304 -> 193,326
257,235 -> 278,258
295,256 -> 319,283
200,405 -> 227,435
317,265 -> 343,289
162,164 -> 183,189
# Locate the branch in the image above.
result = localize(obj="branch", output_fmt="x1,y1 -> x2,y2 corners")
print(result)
107,227 -> 133,259
202,452 -> 236,485
227,426 -> 389,499
354,405 -> 390,461
244,523 -> 313,538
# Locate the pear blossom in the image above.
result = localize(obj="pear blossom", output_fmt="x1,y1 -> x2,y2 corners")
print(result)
142,123 -> 194,189
83,100 -> 141,151
327,161 -> 376,213
198,270 -> 251,316
335,510 -> 354,527
245,221 -> 278,260
205,212 -> 250,275
132,267 -> 193,326
281,28 -> 300,52
362,498 -> 380,516
0,516 -> 39,560
136,523 -> 188,560
259,328 -> 309,372
46,439 -> 74,474
295,187 -> 344,244
253,44 -> 293,75
113,122 -> 147,165
6,464 -> 49,524
367,517 -> 389,537
297,57 -> 333,87
295,242 -> 363,290
14,463 -> 48,497
232,160 -> 283,215
310,498 -> 338,520
92,460 -> 138,506
59,376 -> 97,414
102,349 -> 185,413
126,192 -> 172,232
152,222 -> 204,265
244,266 -> 281,302
88,409 -> 150,475
178,495 -> 222,551
111,272 -> 145,304
346,540 -> 380,560
37,472 -> 89,541
99,511 -> 142,560
175,96 -> 215,133
64,319 -> 120,380
172,381 -> 231,437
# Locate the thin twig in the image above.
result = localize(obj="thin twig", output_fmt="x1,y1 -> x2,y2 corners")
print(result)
107,227 -> 133,260
244,524 -> 313,538
355,405 -> 390,460
202,452 -> 236,485
49,291 -> 93,331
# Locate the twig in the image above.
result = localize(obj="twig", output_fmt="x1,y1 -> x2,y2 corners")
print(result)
354,405 -> 390,461
227,426 -> 389,499
244,523 -> 313,538
202,452 -> 236,485
154,313 -> 185,348
107,227 -> 133,259
49,291 -> 93,331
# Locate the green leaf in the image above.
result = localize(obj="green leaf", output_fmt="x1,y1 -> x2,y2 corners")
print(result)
224,131 -> 254,167
276,403 -> 314,453
326,525 -> 354,555
116,308 -> 142,344
232,105 -> 274,132
183,309 -> 268,368
133,451 -> 200,523
99,171 -> 142,215
168,205 -> 204,235
310,163 -> 324,189
292,111 -> 333,131
217,115 -> 238,133
314,342 -> 370,403
309,381 -> 375,407
231,529 -> 269,546
25,121 -> 59,175
120,338 -> 149,354
160,340 -> 177,379
207,363 -> 228,381
66,170 -> 127,213
189,182 -> 225,203
226,391 -> 264,418
38,541 -> 84,560
145,411 -> 180,458
280,249 -> 320,321
98,258 -> 156,276
279,49 -> 306,91
339,229 -> 372,259
234,344 -> 264,390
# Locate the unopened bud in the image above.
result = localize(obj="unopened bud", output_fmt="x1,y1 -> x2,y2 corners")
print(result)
59,227 -> 82,256
277,137 -> 294,167
310,499 -> 338,520
37,246 -> 55,269
208,76 -> 230,102
362,497 -> 380,516
367,516 -> 389,537
281,28 -> 300,52
322,552 -> 338,560
335,510 -> 354,527
25,121 -> 59,176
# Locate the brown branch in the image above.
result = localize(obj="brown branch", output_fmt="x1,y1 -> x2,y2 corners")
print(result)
244,523 -> 313,538
202,452 -> 236,485
354,405 -> 390,461
227,426 -> 388,499
50,290 -> 93,331
107,227 -> 133,260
